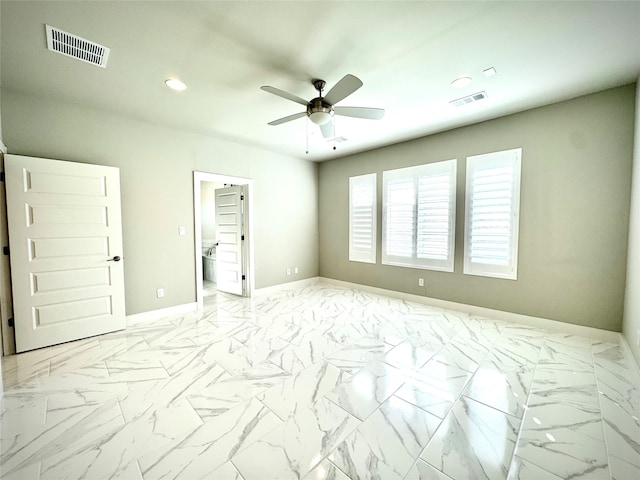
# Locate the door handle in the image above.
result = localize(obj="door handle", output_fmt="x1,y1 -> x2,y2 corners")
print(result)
107,256 -> 121,262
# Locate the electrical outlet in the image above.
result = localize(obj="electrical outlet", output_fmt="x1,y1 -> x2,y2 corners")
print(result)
286,268 -> 291,276
178,226 -> 186,236
294,267 -> 299,274
156,288 -> 165,298
418,278 -> 424,287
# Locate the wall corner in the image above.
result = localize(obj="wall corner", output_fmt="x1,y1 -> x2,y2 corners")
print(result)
622,79 -> 640,370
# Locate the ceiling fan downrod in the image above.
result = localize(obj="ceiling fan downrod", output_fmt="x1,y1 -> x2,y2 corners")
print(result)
313,79 -> 326,96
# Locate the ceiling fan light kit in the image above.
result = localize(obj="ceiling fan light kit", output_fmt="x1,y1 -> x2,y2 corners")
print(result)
308,109 -> 333,125
261,74 -> 384,151
307,80 -> 333,125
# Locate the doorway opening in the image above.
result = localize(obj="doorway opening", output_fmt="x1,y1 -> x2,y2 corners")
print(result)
193,171 -> 254,310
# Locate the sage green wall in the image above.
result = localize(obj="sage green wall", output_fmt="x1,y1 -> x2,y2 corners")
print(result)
623,79 -> 640,366
0,3 -> 3,151
2,90 -> 319,315
319,84 -> 636,332
0,87 -> 4,150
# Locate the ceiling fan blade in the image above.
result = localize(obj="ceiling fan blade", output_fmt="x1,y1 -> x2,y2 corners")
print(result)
268,111 -> 307,125
334,106 -> 385,120
261,86 -> 309,106
319,121 -> 335,139
324,74 -> 363,105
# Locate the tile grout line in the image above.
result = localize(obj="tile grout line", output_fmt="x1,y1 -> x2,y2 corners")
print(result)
115,398 -> 127,425
43,394 -> 49,427
134,460 -> 144,480
395,347 -> 450,478
184,396 -> 206,426
503,331 -> 545,477
395,319 -> 496,479
591,339 -> 614,480
312,356 -> 410,477
326,458 -> 353,480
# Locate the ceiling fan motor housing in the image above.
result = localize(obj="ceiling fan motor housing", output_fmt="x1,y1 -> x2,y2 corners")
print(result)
307,97 -> 334,125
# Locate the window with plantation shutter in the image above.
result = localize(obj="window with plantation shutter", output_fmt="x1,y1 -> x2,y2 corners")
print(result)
349,173 -> 377,263
382,160 -> 456,271
464,148 -> 522,279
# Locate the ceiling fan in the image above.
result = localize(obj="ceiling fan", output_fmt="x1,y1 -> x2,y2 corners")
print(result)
261,74 -> 384,139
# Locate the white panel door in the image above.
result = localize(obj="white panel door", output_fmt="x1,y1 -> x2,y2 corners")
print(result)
215,185 -> 245,296
5,155 -> 126,353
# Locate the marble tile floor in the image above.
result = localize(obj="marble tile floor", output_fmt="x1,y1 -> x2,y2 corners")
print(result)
203,280 -> 216,295
1,281 -> 639,480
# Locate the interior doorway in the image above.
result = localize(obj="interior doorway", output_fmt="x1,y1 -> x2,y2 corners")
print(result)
193,172 -> 254,309
200,180 -> 224,302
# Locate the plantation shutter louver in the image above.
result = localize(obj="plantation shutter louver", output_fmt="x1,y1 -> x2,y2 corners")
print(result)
385,178 -> 414,258
417,173 -> 452,261
464,148 -> 522,279
349,174 -> 377,263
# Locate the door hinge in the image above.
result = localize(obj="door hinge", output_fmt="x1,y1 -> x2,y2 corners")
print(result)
242,275 -> 246,281
241,234 -> 245,241
2,246 -> 9,256
8,317 -> 14,327
240,194 -> 244,201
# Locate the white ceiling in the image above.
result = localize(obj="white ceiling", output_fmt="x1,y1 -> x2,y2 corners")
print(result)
2,1 -> 639,162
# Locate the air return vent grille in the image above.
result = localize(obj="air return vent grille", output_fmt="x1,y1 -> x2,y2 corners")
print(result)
326,136 -> 348,143
45,25 -> 110,68
450,91 -> 487,107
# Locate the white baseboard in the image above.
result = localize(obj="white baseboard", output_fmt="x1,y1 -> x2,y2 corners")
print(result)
254,277 -> 321,296
619,332 -> 640,376
126,302 -> 197,326
318,277 -> 621,344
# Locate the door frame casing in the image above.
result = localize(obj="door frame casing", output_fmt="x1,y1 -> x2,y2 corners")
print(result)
193,171 -> 254,308
0,152 -> 16,356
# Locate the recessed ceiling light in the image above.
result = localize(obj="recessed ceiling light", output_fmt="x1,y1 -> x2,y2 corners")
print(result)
483,67 -> 497,77
450,76 -> 472,89
165,78 -> 187,91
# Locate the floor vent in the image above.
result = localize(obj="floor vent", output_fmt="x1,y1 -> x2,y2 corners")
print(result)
450,91 -> 487,107
45,25 -> 110,68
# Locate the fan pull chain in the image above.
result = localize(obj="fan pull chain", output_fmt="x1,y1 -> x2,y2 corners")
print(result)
305,117 -> 309,155
333,116 -> 337,151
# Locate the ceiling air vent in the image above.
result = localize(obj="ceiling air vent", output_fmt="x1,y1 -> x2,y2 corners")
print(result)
45,25 -> 110,68
450,91 -> 487,107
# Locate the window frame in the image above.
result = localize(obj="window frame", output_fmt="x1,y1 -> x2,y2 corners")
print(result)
463,148 -> 522,280
349,173 -> 377,264
382,159 -> 457,272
